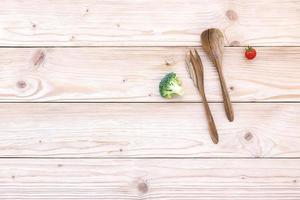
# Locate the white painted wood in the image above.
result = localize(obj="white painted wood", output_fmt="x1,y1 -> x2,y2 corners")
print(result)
0,103 -> 299,157
1,0 -> 299,198
0,159 -> 299,199
0,47 -> 299,102
0,0 -> 299,46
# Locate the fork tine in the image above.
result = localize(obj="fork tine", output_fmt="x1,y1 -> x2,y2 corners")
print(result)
185,52 -> 198,87
189,50 -> 197,71
189,50 -> 194,59
194,49 -> 201,63
194,49 -> 203,74
189,50 -> 201,88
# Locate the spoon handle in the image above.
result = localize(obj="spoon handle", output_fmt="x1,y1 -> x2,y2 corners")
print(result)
216,60 -> 234,122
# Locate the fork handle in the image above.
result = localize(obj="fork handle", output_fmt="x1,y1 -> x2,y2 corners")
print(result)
216,61 -> 234,122
198,86 -> 219,144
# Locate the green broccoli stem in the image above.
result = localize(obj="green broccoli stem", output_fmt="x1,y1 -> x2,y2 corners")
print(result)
170,84 -> 184,96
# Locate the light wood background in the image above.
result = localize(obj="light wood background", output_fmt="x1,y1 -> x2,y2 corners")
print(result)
0,0 -> 299,199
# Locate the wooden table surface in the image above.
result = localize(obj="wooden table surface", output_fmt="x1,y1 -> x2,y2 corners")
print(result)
0,0 -> 300,199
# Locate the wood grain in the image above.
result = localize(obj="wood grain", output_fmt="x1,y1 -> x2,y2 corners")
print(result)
189,49 -> 219,143
1,0 -> 299,198
0,159 -> 299,199
201,28 -> 234,121
0,0 -> 299,46
0,103 -> 299,158
0,47 -> 299,102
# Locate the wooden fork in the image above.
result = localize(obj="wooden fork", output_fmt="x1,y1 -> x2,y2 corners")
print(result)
187,49 -> 219,144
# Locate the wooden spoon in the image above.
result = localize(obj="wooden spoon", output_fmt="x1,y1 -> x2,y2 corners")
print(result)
201,28 -> 234,122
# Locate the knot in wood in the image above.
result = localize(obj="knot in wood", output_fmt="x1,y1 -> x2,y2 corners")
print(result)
137,181 -> 149,194
226,10 -> 238,21
244,132 -> 253,141
230,41 -> 240,46
165,57 -> 176,66
17,80 -> 27,89
32,49 -> 46,66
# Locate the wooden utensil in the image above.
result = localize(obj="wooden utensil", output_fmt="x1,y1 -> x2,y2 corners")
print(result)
201,28 -> 234,122
187,49 -> 219,144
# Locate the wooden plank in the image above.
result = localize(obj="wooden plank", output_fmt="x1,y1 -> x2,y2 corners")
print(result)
0,0 -> 299,46
0,103 -> 299,158
0,158 -> 299,199
0,47 -> 299,102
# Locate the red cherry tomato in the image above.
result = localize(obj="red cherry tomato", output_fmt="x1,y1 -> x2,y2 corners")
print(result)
245,46 -> 256,60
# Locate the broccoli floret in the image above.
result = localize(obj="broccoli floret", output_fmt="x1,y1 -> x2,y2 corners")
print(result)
159,72 -> 184,99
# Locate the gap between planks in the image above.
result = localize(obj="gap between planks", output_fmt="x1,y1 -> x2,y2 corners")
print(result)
0,101 -> 299,103
0,157 -> 300,160
1,46 -> 300,48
